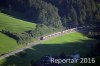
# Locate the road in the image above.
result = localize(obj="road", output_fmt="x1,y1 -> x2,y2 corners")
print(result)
0,27 -> 88,59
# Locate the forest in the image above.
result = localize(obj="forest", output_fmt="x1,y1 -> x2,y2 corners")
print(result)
0,0 -> 100,44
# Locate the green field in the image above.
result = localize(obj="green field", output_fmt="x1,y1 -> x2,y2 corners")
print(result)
43,32 -> 91,44
0,32 -> 23,55
0,13 -> 36,55
0,13 -> 36,32
0,32 -> 99,66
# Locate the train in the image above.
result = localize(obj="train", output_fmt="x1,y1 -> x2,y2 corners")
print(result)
40,26 -> 88,40
40,27 -> 78,40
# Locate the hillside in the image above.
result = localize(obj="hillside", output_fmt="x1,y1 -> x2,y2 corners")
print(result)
0,13 -> 37,55
0,0 -> 100,28
0,32 -> 99,66
0,32 -> 22,55
43,32 -> 91,44
0,0 -> 100,39
0,13 -> 37,44
0,0 -> 100,66
0,13 -> 36,33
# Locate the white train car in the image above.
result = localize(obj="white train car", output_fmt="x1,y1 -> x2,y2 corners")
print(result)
48,35 -> 52,37
51,34 -> 56,36
40,36 -> 46,40
62,30 -> 66,33
58,32 -> 62,34
65,30 -> 69,32
40,27 -> 78,40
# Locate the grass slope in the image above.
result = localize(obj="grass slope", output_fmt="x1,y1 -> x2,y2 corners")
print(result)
0,13 -> 36,55
43,32 -> 91,44
0,32 -> 23,55
0,32 -> 99,66
0,13 -> 36,32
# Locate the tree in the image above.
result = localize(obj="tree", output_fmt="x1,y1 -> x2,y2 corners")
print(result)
79,9 -> 86,25
32,24 -> 50,38
38,2 -> 63,30
62,16 -> 68,28
70,6 -> 78,26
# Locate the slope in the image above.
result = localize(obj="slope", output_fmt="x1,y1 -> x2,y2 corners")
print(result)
0,32 -> 22,55
0,13 -> 36,33
0,13 -> 36,55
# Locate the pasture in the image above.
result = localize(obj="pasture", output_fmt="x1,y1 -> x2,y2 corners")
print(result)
0,32 -> 23,55
0,13 -> 36,32
0,32 -> 99,66
0,13 -> 36,55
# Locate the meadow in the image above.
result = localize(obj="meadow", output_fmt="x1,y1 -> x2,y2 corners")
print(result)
0,13 -> 36,32
0,32 -> 99,66
0,13 -> 99,65
0,13 -> 36,55
0,32 -> 23,55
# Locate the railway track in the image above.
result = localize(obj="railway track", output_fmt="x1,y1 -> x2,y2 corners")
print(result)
0,26 -> 88,59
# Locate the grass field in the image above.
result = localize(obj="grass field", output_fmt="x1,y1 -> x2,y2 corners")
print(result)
43,32 -> 91,44
0,13 -> 36,32
0,32 -> 23,55
0,32 -> 99,66
0,13 -> 36,55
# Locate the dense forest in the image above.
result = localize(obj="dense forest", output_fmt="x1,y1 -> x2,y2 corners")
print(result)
0,0 -> 100,44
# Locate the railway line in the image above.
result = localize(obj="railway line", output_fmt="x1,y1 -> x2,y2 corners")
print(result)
0,26 -> 89,59
40,26 -> 87,40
